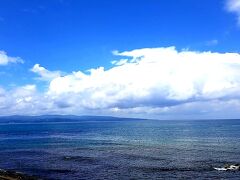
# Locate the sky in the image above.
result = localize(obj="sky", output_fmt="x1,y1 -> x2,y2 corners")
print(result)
0,0 -> 240,119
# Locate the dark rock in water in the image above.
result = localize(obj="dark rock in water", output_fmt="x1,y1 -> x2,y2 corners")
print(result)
0,169 -> 40,180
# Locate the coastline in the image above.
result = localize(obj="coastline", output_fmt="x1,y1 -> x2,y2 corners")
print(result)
0,169 -> 39,180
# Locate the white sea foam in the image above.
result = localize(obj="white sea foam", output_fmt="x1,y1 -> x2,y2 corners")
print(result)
214,164 -> 240,171
214,167 -> 227,171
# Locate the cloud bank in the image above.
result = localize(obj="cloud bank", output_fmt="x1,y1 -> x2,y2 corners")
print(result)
1,47 -> 240,119
0,51 -> 24,65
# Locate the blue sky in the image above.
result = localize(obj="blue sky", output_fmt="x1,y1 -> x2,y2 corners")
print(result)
0,0 -> 240,119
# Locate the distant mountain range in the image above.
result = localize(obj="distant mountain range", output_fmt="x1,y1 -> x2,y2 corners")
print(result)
0,115 -> 147,123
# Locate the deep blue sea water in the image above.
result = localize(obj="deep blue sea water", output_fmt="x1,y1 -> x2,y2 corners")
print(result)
0,116 -> 240,179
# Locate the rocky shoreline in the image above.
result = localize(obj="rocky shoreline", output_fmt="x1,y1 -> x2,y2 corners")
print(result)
0,169 -> 40,180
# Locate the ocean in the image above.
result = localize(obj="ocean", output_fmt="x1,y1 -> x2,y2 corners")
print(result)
0,116 -> 239,179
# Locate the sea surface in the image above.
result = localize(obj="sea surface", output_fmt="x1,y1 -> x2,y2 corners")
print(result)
0,116 -> 240,179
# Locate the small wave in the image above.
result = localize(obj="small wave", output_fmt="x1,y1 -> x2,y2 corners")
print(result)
131,166 -> 208,173
47,169 -> 73,173
214,164 -> 240,171
214,167 -> 228,171
62,155 -> 98,164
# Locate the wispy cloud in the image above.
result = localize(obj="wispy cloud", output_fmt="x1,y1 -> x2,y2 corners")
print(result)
226,0 -> 240,25
30,64 -> 61,81
206,39 -> 218,46
0,51 -> 24,66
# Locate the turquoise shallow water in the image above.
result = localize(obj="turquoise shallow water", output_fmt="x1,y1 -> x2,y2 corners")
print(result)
0,116 -> 240,179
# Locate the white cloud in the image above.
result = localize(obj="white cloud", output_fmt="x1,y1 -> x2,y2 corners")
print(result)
1,47 -> 240,119
0,84 -> 59,115
0,51 -> 24,65
30,64 -> 61,81
206,39 -> 218,46
226,0 -> 240,25
46,47 -> 240,115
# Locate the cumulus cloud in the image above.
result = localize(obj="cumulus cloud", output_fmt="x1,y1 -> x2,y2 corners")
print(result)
43,47 -> 240,117
0,84 -> 61,115
1,47 -> 240,119
31,64 -> 61,81
48,47 -> 240,105
226,0 -> 240,25
0,51 -> 24,65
